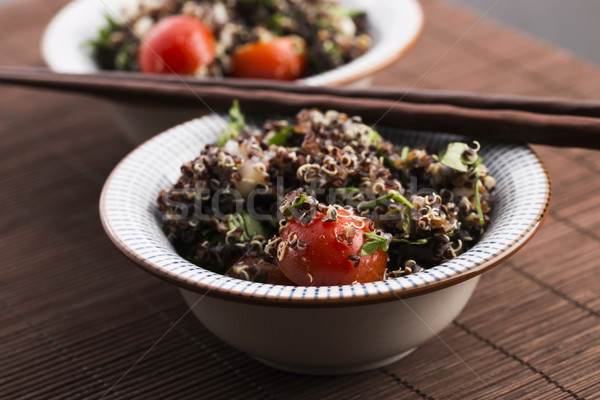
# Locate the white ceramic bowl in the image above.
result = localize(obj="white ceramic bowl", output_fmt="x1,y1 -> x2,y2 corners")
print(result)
99,114 -> 551,375
41,0 -> 424,142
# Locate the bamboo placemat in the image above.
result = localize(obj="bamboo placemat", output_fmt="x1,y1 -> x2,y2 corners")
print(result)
0,0 -> 598,399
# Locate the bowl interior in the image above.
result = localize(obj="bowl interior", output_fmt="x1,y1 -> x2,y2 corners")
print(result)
100,114 -> 551,304
41,0 -> 423,85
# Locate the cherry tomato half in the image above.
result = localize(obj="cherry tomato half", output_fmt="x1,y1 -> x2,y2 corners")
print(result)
230,36 -> 307,80
278,209 -> 387,286
138,15 -> 215,75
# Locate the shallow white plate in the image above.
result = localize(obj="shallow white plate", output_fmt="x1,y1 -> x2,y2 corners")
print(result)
41,0 -> 424,85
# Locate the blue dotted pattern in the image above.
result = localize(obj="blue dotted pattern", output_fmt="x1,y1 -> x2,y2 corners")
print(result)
100,114 -> 551,302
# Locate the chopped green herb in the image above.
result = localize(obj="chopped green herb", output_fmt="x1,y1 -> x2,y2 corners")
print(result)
440,142 -> 470,172
358,190 -> 413,211
87,14 -> 129,70
87,14 -> 122,48
471,156 -> 483,170
359,232 -> 389,256
316,18 -> 335,30
364,127 -> 380,143
331,187 -> 361,204
400,146 -> 410,160
267,125 -> 295,146
228,211 -> 270,242
440,141 -> 485,174
471,153 -> 486,226
323,40 -> 344,59
360,232 -> 429,256
217,100 -> 246,147
265,13 -> 288,33
283,193 -> 307,215
292,193 -> 307,208
474,178 -> 485,225
114,43 -> 132,71
377,149 -> 395,168
391,238 -> 429,245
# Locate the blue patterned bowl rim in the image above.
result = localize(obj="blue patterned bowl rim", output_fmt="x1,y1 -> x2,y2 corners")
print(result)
100,114 -> 551,306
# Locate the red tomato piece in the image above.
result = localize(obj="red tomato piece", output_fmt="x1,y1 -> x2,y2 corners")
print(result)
138,15 -> 215,75
278,209 -> 388,286
230,36 -> 307,80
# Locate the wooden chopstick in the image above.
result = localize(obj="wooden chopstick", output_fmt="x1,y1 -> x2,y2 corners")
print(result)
7,67 -> 600,118
1,67 -> 599,149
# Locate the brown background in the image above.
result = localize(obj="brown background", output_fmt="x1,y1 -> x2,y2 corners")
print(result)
1,0 -> 598,398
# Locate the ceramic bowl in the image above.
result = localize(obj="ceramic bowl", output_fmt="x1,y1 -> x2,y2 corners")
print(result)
41,0 -> 424,143
99,113 -> 551,375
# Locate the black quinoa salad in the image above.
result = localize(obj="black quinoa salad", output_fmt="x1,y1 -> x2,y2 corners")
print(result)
90,0 -> 371,79
158,103 -> 496,286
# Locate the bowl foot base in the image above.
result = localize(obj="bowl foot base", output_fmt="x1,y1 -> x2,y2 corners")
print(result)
252,348 -> 416,376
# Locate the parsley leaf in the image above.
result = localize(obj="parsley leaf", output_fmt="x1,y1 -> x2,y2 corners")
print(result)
359,232 -> 389,256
